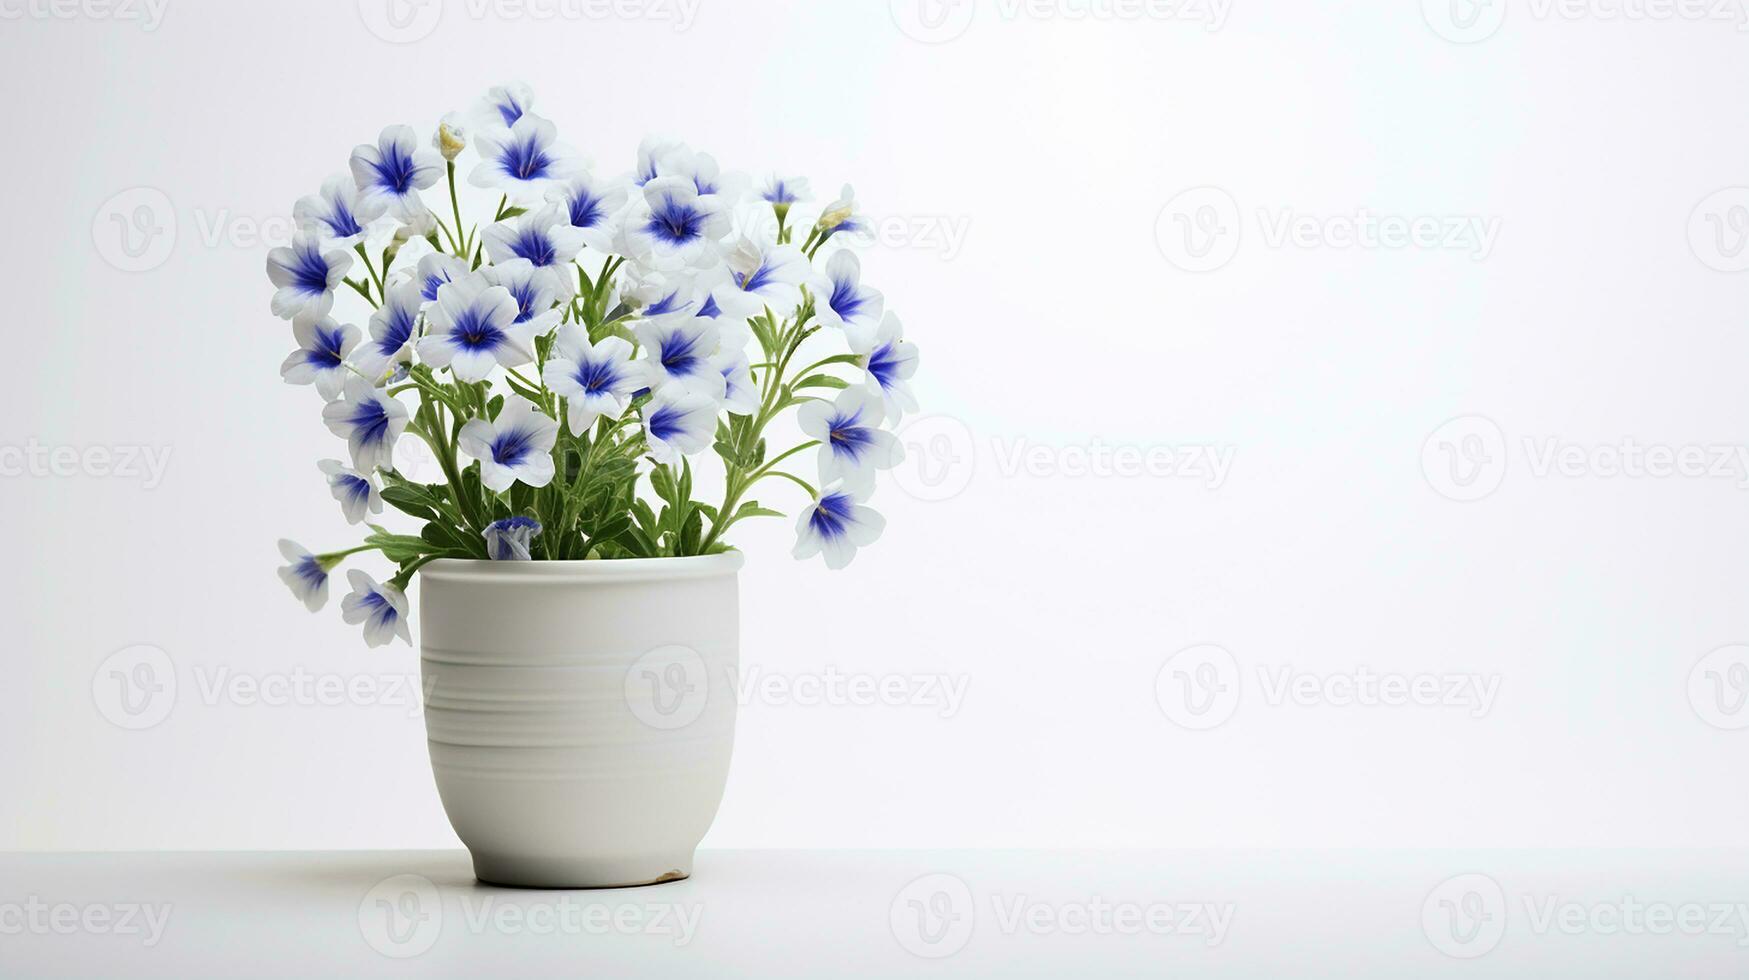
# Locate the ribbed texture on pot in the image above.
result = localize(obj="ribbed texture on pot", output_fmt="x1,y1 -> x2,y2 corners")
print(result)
418,555 -> 742,886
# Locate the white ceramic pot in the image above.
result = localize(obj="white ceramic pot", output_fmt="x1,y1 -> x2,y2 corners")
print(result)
418,554 -> 742,888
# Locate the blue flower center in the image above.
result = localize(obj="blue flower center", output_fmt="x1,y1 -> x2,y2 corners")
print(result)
295,557 -> 327,588
501,133 -> 553,181
511,228 -> 556,267
377,305 -> 416,355
648,403 -> 687,441
452,307 -> 506,351
574,358 -> 620,394
349,400 -> 391,447
567,189 -> 605,228
337,474 -> 372,503
828,413 -> 875,461
491,426 -> 538,466
360,589 -> 395,622
509,280 -> 541,323
763,180 -> 795,205
829,276 -> 867,321
496,97 -> 525,128
370,142 -> 418,194
658,330 -> 705,377
645,195 -> 704,246
292,244 -> 330,295
867,342 -> 899,389
324,197 -> 363,238
808,493 -> 855,541
304,323 -> 349,370
735,259 -> 776,295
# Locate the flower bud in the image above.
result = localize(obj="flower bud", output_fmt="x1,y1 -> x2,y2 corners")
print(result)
432,114 -> 468,161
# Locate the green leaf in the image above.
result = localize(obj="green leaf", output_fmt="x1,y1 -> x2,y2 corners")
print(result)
733,501 -> 785,522
505,376 -> 545,404
794,373 -> 849,391
365,526 -> 437,565
380,486 -> 441,523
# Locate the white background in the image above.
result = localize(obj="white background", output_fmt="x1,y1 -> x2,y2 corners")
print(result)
2,0 -> 1747,854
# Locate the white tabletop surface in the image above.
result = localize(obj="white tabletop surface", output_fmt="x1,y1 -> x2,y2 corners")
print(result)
1,849 -> 1745,977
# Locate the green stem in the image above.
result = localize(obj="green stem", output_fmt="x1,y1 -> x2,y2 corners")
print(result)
446,162 -> 467,257
316,544 -> 377,569
410,422 -> 478,531
354,243 -> 385,297
750,441 -> 818,479
758,470 -> 817,497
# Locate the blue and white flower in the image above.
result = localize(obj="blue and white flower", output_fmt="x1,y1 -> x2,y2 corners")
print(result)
634,136 -> 687,186
623,176 -> 729,269
276,539 -> 330,612
481,205 -> 586,293
815,183 -> 867,238
350,124 -> 443,221
410,251 -> 469,306
758,174 -> 811,212
714,235 -> 811,318
417,276 -> 535,382
621,265 -> 707,318
482,82 -> 534,129
861,312 -> 920,421
542,326 -> 640,432
548,172 -> 628,253
293,174 -> 386,248
340,570 -> 412,648
470,114 -> 579,204
635,314 -> 725,399
266,232 -> 352,321
351,281 -> 422,382
484,516 -> 542,561
458,396 -> 559,492
321,376 -> 410,473
280,314 -> 360,400
813,249 -> 885,351
481,258 -> 565,337
793,483 -> 886,570
641,390 -> 719,464
798,387 -> 901,489
319,459 -> 383,525
659,146 -> 745,202
713,348 -> 758,415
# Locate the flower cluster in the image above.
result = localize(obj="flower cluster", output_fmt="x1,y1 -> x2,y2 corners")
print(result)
273,84 -> 920,646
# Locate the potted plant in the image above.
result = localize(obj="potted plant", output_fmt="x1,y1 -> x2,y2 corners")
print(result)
271,84 -> 920,888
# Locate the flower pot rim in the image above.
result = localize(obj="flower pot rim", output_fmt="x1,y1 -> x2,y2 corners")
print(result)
420,552 -> 745,584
